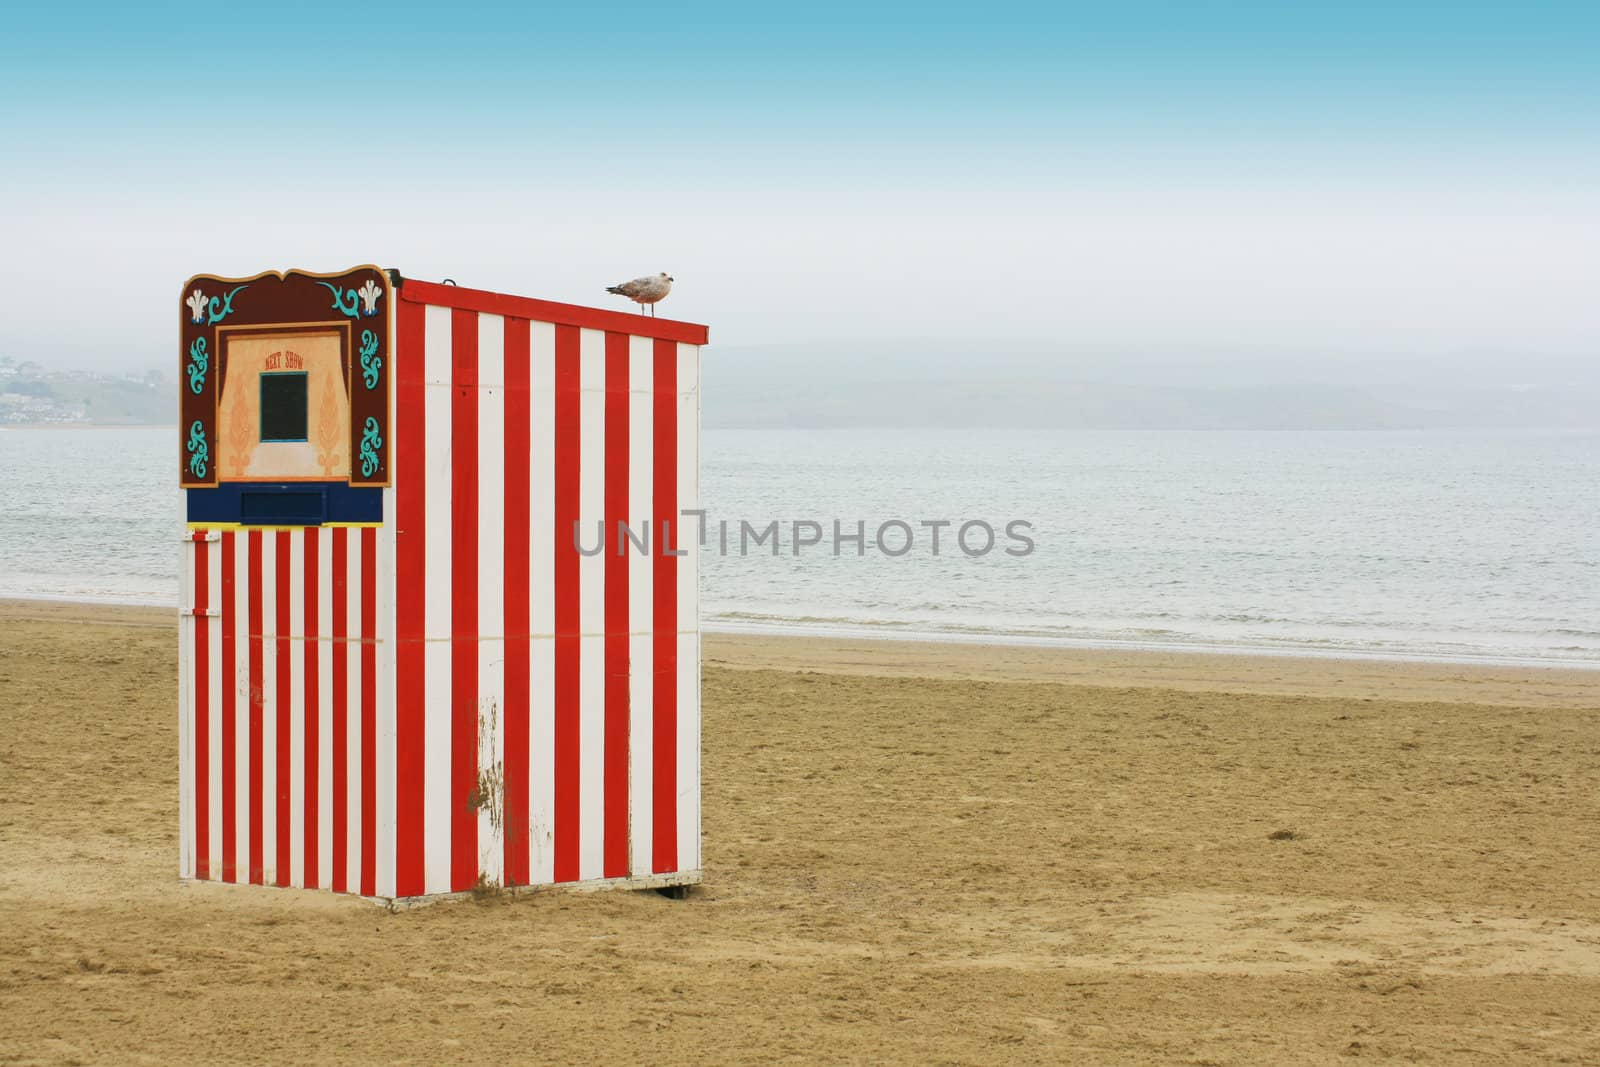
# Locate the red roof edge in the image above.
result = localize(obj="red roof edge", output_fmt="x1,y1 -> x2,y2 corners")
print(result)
399,278 -> 709,346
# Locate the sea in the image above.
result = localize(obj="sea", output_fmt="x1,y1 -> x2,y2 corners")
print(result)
1,425 -> 1596,666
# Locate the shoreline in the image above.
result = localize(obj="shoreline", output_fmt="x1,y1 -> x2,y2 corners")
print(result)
706,617 -> 1600,670
3,593 -> 1597,674
4,597 -> 1594,707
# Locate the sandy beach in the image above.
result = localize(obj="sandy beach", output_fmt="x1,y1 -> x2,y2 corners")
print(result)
2,599 -> 1598,1064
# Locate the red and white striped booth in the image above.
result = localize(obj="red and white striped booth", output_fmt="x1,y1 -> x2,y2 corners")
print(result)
177,266 -> 705,900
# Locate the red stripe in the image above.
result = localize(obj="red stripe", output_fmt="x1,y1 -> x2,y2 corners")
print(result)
395,295 -> 427,897
451,307 -> 480,892
603,332 -> 630,879
553,323 -> 582,883
361,526 -> 378,898
503,317 -> 531,887
193,534 -> 210,880
331,526 -> 349,893
247,530 -> 264,884
303,527 -> 319,889
220,531 -> 237,883
401,280 -> 709,346
652,338 -> 679,873
275,530 -> 291,888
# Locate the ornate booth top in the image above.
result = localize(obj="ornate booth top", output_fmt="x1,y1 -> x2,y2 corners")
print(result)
179,266 -> 391,488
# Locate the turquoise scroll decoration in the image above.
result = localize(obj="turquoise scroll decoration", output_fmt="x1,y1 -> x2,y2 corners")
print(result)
358,329 -> 382,388
317,277 -> 382,319
359,417 -> 382,478
207,286 -> 247,325
186,420 -> 209,479
317,281 -> 362,319
186,337 -> 209,394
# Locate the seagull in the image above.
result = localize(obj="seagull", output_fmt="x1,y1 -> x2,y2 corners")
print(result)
606,272 -> 674,316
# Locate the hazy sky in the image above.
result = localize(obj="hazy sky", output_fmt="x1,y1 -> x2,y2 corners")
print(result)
2,1 -> 1597,380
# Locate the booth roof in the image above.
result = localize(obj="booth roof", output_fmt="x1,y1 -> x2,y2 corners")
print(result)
400,278 -> 709,347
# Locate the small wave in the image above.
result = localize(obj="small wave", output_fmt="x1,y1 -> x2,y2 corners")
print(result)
704,617 -> 1600,669
704,610 -> 1600,667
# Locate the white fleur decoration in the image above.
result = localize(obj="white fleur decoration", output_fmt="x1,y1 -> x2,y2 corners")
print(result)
358,278 -> 383,316
186,289 -> 208,324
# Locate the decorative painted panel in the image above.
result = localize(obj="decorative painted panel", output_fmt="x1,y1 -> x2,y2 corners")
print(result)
179,266 -> 391,487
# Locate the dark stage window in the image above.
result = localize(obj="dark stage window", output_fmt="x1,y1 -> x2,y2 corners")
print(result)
260,372 -> 308,442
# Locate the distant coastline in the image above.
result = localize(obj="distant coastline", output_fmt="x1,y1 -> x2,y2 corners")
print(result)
0,361 -> 171,426
0,423 -> 173,431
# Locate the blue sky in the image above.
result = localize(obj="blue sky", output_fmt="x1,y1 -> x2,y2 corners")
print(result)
2,1 -> 1597,376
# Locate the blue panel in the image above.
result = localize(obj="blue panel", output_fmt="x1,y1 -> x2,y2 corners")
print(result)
242,488 -> 325,525
186,481 -> 383,526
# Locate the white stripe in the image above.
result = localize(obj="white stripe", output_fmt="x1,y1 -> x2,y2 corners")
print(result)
478,312 -> 507,887
208,534 -> 224,879
528,320 -> 557,886
317,528 -> 333,890
423,303 -> 455,895
375,496 -> 398,898
345,529 -> 364,894
234,533 -> 251,882
179,530 -> 194,879
677,344 -> 702,870
577,327 -> 607,880
627,335 -> 655,876
288,531 -> 306,889
260,532 -> 277,884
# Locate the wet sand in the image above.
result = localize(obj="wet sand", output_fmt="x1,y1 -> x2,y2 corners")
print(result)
2,599 -> 1598,1064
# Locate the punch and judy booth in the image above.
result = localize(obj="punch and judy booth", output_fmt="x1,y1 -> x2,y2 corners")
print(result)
178,265 -> 706,901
